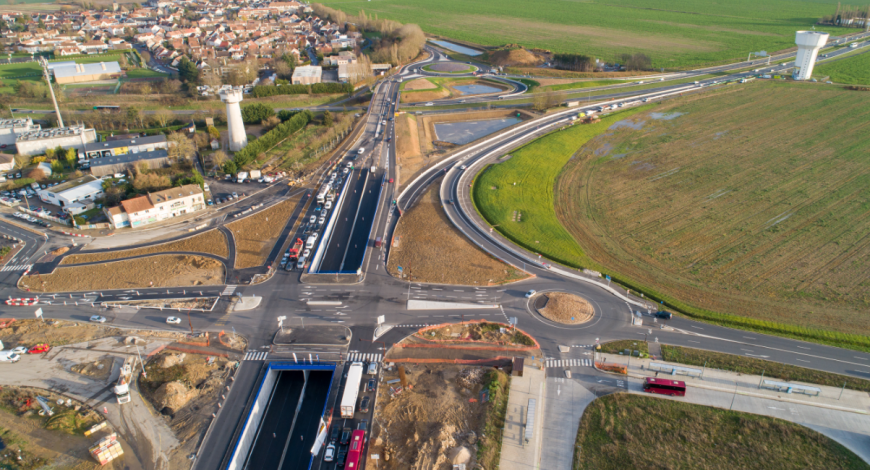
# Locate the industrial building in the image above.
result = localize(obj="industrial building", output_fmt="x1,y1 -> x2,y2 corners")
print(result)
291,65 -> 322,85
15,125 -> 98,156
80,135 -> 169,161
37,175 -> 105,210
0,118 -> 40,147
52,61 -> 123,84
104,184 -> 205,229
88,149 -> 170,177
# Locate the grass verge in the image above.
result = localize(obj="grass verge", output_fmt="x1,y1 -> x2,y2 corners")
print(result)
472,107 -> 646,268
661,345 -> 870,392
477,369 -> 510,470
598,340 -> 649,356
814,50 -> 870,85
574,393 -> 869,470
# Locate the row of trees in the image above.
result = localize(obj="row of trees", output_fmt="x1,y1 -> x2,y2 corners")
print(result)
553,54 -> 597,72
819,5 -> 869,26
251,82 -> 354,98
228,110 -> 313,171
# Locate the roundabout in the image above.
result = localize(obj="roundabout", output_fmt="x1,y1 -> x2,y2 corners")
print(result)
533,291 -> 595,325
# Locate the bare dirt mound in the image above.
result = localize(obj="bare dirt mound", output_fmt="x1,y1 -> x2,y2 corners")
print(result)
388,178 -> 528,285
153,381 -> 196,413
536,292 -> 595,324
488,48 -> 540,67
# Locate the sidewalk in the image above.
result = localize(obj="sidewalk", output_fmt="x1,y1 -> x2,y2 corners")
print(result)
499,359 -> 545,470
597,352 -> 870,414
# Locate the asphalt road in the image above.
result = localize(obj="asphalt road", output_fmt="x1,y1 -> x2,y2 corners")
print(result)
2,36 -> 870,470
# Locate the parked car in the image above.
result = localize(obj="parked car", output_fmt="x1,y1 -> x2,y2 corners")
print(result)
89,315 -> 107,323
28,343 -> 50,354
11,346 -> 28,355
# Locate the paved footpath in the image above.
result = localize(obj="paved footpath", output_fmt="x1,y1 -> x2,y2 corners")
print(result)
499,360 -> 546,470
599,352 -> 870,464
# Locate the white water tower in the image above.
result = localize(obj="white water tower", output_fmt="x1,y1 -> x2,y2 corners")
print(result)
793,31 -> 829,80
220,88 -> 248,152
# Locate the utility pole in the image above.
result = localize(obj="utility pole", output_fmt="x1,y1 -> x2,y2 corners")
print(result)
38,57 -> 63,127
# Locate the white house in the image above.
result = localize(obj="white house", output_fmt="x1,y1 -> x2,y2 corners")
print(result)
37,175 -> 105,210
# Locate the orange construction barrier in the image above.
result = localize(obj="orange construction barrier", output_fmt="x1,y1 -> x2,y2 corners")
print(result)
596,362 -> 628,374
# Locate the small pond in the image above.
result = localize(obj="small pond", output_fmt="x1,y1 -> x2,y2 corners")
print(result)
429,40 -> 483,57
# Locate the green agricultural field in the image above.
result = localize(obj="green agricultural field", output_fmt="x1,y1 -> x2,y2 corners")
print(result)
319,0 -> 854,69
472,107 -> 645,268
814,50 -> 870,85
575,394 -> 869,470
555,81 -> 870,345
535,79 -> 624,93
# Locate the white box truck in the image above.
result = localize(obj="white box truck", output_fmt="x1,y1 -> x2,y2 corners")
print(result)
236,171 -> 248,183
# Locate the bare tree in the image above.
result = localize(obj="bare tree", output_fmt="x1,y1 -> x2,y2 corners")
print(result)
167,132 -> 195,159
152,109 -> 173,128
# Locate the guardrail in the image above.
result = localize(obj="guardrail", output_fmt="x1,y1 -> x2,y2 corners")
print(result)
308,174 -> 351,273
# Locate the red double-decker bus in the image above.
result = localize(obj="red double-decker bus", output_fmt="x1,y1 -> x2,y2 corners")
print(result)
344,429 -> 366,469
643,377 -> 686,396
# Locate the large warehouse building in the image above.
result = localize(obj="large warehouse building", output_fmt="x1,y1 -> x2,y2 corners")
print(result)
15,125 -> 98,156
0,117 -> 40,146
52,61 -> 122,84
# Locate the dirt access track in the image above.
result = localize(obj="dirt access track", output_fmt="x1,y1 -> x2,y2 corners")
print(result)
388,178 -> 528,286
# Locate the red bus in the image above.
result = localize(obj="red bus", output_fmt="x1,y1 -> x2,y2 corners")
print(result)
643,377 -> 686,397
345,429 -> 366,469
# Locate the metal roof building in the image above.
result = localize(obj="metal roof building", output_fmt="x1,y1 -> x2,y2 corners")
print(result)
52,61 -> 122,84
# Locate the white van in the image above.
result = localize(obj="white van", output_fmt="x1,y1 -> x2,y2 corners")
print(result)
370,166 -> 376,174
305,233 -> 318,249
296,256 -> 307,269
367,362 -> 378,375
324,200 -> 333,210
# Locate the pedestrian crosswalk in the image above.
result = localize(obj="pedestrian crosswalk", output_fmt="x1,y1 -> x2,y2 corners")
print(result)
398,324 -> 431,328
244,351 -> 269,361
570,344 -> 596,349
221,285 -> 237,296
1,264 -> 31,272
546,358 -> 593,368
347,353 -> 383,362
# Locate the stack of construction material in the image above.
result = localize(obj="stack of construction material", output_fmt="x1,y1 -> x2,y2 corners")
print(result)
89,433 -> 124,465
